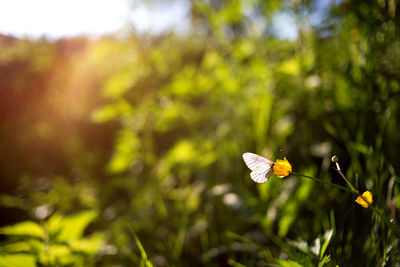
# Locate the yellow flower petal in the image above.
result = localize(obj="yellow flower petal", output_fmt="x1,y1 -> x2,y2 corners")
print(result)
273,157 -> 292,178
355,191 -> 373,208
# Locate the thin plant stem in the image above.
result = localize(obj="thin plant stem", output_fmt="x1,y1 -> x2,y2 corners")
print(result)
291,172 -> 354,194
334,165 -> 359,193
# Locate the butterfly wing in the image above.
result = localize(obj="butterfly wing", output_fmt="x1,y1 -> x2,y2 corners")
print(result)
250,164 -> 273,183
242,152 -> 274,183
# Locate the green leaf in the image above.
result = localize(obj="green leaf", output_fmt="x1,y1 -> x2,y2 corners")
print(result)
350,142 -> 372,156
0,194 -> 28,209
91,100 -> 133,123
318,255 -> 331,267
276,259 -> 304,267
132,232 -> 154,267
0,221 -> 44,239
320,229 -> 333,260
102,69 -> 135,99
0,242 -> 30,253
107,129 -> 140,174
0,254 -> 37,267
46,213 -> 63,239
69,233 -> 104,254
51,210 -> 98,242
48,244 -> 71,261
227,258 -> 247,267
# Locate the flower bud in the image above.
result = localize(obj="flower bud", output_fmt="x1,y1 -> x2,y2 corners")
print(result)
273,157 -> 292,178
355,191 -> 373,208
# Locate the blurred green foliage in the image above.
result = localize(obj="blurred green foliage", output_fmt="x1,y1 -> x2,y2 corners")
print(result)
0,0 -> 400,266
0,210 -> 103,266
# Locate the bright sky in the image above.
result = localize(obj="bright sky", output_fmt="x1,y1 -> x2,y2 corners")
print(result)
0,0 -> 190,38
0,0 -> 330,40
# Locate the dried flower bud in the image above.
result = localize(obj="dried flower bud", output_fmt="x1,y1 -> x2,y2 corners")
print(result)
331,155 -> 339,163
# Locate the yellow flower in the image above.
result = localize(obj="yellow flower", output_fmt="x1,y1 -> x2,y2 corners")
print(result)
355,191 -> 373,208
273,157 -> 292,178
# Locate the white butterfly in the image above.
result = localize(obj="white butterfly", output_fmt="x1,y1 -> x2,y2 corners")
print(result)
242,152 -> 274,183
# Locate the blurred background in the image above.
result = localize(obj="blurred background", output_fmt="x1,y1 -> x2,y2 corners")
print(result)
0,0 -> 400,266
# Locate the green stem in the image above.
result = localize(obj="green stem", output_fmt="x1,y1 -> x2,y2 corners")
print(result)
291,172 -> 354,194
335,169 -> 358,193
